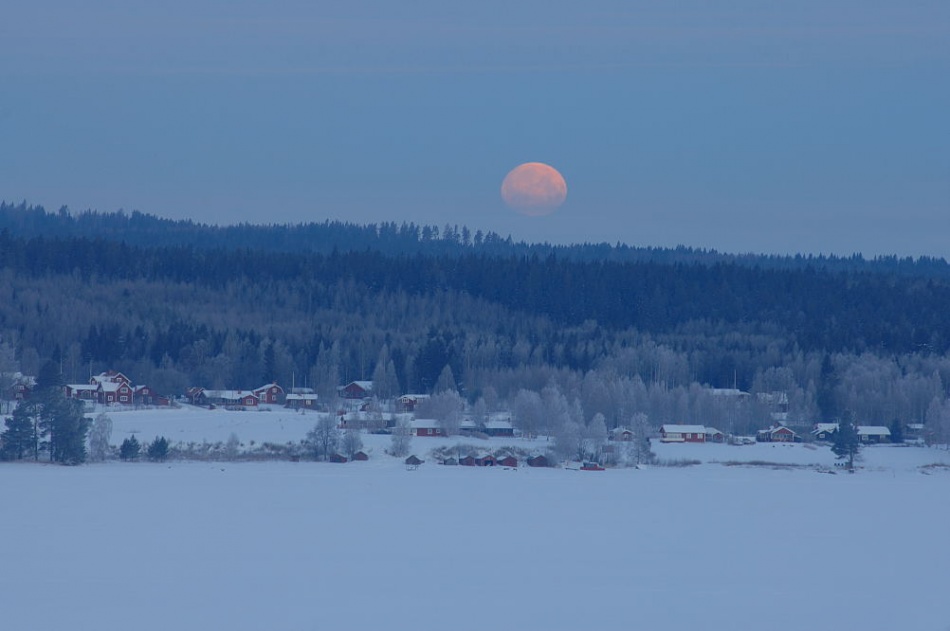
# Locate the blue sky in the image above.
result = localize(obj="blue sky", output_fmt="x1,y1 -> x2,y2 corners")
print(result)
2,1 -> 948,256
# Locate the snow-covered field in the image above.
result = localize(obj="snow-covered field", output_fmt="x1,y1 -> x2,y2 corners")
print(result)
4,406 -> 950,631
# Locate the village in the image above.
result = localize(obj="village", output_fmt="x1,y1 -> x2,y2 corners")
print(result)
2,369 -> 923,470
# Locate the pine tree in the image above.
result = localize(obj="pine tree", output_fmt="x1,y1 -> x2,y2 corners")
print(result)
120,436 -> 140,461
832,420 -> 860,471
147,436 -> 169,462
1,412 -> 34,460
889,418 -> 904,444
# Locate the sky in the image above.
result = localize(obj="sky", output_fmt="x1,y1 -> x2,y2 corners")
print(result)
2,1 -> 949,257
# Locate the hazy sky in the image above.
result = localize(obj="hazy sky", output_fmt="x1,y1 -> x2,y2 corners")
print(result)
2,1 -> 948,257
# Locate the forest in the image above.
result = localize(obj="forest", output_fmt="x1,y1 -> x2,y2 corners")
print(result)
3,202 -> 950,441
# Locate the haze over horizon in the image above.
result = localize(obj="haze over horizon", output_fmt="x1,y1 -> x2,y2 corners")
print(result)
2,1 -> 948,258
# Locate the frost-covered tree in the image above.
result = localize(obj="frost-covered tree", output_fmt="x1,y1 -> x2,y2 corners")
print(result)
87,413 -> 113,462
306,416 -> 340,461
583,413 -> 608,462
925,397 -> 950,448
390,417 -> 412,457
433,364 -> 457,394
372,346 -> 400,400
342,427 -> 363,459
416,391 -> 464,436
224,432 -> 241,460
553,419 -> 582,462
511,389 -> 544,437
630,412 -> 655,465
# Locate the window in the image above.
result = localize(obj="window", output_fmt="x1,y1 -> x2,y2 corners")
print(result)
119,396 -> 128,402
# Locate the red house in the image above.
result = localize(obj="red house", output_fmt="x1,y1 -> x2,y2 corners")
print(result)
757,424 -> 798,443
659,425 -> 706,443
339,381 -> 373,399
411,419 -> 444,437
98,380 -> 134,405
253,382 -> 284,404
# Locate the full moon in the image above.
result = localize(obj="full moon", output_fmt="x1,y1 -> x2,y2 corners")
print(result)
501,162 -> 567,216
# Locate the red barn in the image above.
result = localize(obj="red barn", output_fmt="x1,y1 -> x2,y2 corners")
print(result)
497,455 -> 518,468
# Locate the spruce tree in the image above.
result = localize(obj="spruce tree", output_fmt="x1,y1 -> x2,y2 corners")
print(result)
1,412 -> 34,460
832,420 -> 860,471
147,436 -> 169,462
120,436 -> 140,461
889,418 -> 904,444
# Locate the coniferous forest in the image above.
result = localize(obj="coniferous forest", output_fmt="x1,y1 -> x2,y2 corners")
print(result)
3,201 -> 950,439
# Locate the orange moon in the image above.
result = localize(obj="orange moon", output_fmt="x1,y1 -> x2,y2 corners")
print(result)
501,162 -> 567,216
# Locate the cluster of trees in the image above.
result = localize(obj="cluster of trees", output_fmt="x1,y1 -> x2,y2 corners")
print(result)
1,361 -> 88,464
5,203 -> 950,448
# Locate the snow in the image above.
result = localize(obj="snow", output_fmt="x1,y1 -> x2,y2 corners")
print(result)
4,406 -> 950,631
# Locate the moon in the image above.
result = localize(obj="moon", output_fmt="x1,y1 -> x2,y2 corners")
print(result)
501,162 -> 567,216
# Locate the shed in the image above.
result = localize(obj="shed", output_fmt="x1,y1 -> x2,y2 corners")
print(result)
352,451 -> 369,461
527,455 -> 550,468
497,455 -> 518,468
476,455 -> 497,467
328,453 -> 348,463
459,454 -> 477,467
405,455 -> 423,468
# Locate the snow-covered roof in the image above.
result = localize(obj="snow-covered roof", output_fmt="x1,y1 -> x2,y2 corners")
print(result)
709,388 -> 749,397
99,382 -> 126,393
485,419 -> 513,430
410,418 -> 441,430
347,381 -> 373,390
67,384 -> 98,391
286,393 -> 318,401
704,427 -> 724,435
661,424 -> 706,434
857,426 -> 891,436
812,423 -> 839,434
398,393 -> 429,400
203,390 -> 258,401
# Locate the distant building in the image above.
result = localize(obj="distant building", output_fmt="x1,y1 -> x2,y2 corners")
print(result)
659,424 -> 707,443
339,381 -> 373,399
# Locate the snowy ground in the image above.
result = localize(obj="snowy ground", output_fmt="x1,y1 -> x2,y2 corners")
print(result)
3,406 -> 950,631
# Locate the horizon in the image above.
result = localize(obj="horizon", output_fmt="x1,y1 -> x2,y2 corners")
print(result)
5,200 -> 950,263
2,1 -> 948,259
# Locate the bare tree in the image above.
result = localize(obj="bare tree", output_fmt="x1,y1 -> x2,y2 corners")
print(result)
224,432 -> 241,460
342,427 -> 363,459
584,413 -> 608,462
553,419 -> 582,462
390,417 -> 412,457
305,416 -> 340,460
87,412 -> 113,462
